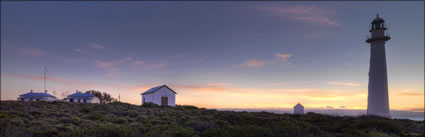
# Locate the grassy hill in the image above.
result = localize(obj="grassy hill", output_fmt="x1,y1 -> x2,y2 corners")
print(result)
1,101 -> 423,137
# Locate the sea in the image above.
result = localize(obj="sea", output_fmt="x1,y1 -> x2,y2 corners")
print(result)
392,117 -> 424,121
219,108 -> 424,121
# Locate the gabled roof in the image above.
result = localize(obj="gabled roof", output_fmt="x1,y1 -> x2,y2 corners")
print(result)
67,92 -> 96,98
294,103 -> 304,108
20,92 -> 56,98
141,85 -> 177,95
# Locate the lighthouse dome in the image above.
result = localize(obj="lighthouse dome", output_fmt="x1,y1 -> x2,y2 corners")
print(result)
371,15 -> 385,24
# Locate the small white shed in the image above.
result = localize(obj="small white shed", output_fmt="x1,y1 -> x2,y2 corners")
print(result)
141,85 -> 177,106
293,103 -> 304,114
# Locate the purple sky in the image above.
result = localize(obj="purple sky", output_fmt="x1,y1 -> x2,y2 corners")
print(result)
1,2 -> 423,112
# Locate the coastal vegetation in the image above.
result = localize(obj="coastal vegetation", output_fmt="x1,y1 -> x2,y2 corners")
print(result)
1,101 -> 423,137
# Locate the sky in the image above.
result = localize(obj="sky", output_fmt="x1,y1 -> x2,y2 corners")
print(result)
1,2 -> 424,113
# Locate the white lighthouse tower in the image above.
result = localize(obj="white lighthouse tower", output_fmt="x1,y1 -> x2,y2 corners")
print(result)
366,14 -> 391,118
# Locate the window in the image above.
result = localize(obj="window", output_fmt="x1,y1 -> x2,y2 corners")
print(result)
70,99 -> 74,102
142,97 -> 145,103
36,99 -> 40,102
84,99 -> 86,103
78,99 -> 80,103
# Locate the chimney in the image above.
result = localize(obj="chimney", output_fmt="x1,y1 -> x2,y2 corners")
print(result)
45,90 -> 47,93
30,89 -> 33,93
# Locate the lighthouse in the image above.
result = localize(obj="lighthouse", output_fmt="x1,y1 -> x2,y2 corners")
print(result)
366,14 -> 391,118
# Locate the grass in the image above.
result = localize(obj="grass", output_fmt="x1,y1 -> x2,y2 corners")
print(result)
0,101 -> 423,137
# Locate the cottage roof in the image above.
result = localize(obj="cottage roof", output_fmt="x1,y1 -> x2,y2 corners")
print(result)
20,92 -> 56,98
141,85 -> 177,95
294,103 -> 304,108
67,92 -> 96,98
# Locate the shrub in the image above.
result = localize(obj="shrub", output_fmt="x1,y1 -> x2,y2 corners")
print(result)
87,113 -> 105,121
145,125 -> 195,137
61,123 -> 137,137
183,120 -> 216,132
30,111 -> 41,117
59,117 -> 72,124
0,112 -> 8,119
1,101 -> 424,137
142,103 -> 159,108
114,118 -> 128,124
1,124 -> 33,137
180,105 -> 198,110
72,117 -> 81,125
80,107 -> 92,113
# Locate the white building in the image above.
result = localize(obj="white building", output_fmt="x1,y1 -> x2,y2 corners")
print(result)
17,90 -> 58,102
64,91 -> 100,103
293,103 -> 304,114
141,85 -> 177,106
366,15 -> 391,118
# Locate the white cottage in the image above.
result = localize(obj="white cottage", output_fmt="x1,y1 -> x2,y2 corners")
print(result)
141,85 -> 177,106
64,91 -> 100,103
293,103 -> 304,114
17,90 -> 58,102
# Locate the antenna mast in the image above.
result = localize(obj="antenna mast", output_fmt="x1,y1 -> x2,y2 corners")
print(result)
44,66 -> 47,93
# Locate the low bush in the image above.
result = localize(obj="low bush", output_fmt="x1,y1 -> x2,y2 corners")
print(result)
86,113 -> 105,121
145,124 -> 195,137
0,101 -> 423,137
114,118 -> 128,124
178,105 -> 198,110
142,103 -> 159,108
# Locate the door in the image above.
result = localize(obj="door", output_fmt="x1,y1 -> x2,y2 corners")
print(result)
161,97 -> 168,106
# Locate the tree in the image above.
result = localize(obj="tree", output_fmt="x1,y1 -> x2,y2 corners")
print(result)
102,92 -> 113,104
86,90 -> 115,104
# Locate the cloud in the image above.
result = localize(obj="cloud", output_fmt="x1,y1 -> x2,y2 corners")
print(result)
131,59 -> 167,70
207,83 -> 231,86
171,84 -> 230,92
264,82 -> 288,86
18,75 -> 95,88
327,81 -> 361,87
397,91 -> 424,96
18,48 -> 48,56
75,48 -> 92,54
168,83 -> 358,101
90,43 -> 106,50
408,108 -> 425,112
258,5 -> 340,26
95,56 -> 166,76
141,62 -> 167,70
325,106 -> 335,109
75,43 -> 106,54
95,56 -> 133,76
238,53 -> 293,68
239,59 -> 265,68
132,60 -> 145,65
275,53 -> 292,62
